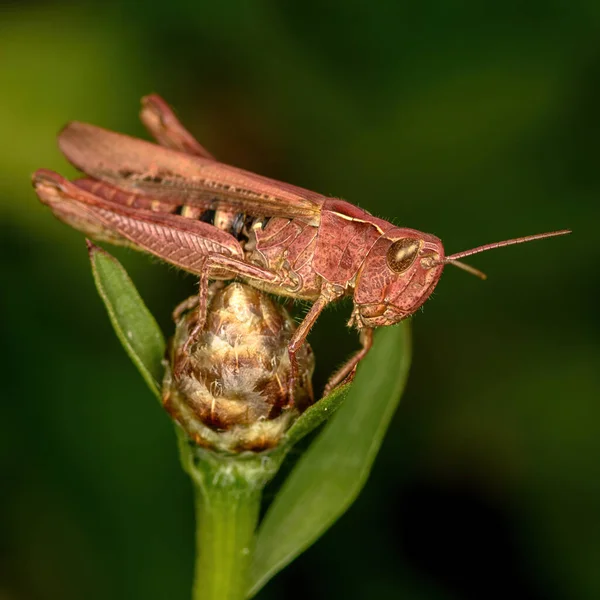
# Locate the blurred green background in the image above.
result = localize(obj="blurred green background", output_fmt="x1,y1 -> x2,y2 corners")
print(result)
1,1 -> 598,599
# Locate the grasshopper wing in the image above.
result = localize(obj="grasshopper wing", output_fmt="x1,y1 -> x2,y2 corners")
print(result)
59,122 -> 324,224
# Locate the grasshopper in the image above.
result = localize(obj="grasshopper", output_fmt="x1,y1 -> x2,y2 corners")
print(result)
33,95 -> 570,394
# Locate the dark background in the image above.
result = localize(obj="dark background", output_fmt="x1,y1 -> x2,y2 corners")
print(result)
1,2 -> 599,599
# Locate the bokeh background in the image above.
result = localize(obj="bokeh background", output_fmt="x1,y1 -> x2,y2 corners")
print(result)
1,2 -> 599,599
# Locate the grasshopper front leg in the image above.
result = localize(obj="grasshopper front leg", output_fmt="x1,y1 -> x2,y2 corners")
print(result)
323,328 -> 374,394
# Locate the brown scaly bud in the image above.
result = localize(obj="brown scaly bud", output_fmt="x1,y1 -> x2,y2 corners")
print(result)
162,283 -> 314,452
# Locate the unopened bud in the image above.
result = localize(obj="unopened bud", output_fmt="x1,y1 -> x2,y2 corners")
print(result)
162,283 -> 314,452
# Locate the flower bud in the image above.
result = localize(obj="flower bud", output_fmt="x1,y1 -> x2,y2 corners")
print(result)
162,283 -> 314,452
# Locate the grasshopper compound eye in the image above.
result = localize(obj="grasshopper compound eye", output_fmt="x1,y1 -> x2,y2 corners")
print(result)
386,238 -> 422,274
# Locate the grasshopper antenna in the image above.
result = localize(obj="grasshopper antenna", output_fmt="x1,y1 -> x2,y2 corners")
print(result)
440,229 -> 572,280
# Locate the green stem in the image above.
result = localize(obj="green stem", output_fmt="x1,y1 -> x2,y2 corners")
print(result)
183,443 -> 285,600
193,470 -> 261,600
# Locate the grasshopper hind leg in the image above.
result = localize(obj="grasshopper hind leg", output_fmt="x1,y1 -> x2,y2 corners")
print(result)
140,94 -> 215,159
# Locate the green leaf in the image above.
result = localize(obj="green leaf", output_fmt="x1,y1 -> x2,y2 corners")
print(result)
88,241 -> 166,398
249,322 -> 412,597
283,382 -> 350,449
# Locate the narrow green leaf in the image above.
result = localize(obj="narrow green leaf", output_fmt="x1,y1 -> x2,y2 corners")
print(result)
283,382 -> 350,449
249,323 -> 412,597
88,241 -> 166,398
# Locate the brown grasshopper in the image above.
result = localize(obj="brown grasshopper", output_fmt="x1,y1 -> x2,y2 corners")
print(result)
32,95 -> 570,394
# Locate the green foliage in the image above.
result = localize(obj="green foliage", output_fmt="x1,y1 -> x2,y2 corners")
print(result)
89,246 -> 411,599
250,324 -> 411,596
4,6 -> 596,598
89,241 -> 165,398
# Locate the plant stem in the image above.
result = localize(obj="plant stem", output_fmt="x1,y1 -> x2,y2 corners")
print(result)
184,444 -> 284,600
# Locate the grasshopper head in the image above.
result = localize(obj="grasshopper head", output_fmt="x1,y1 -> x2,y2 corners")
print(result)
351,229 -> 445,329
350,227 -> 571,329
